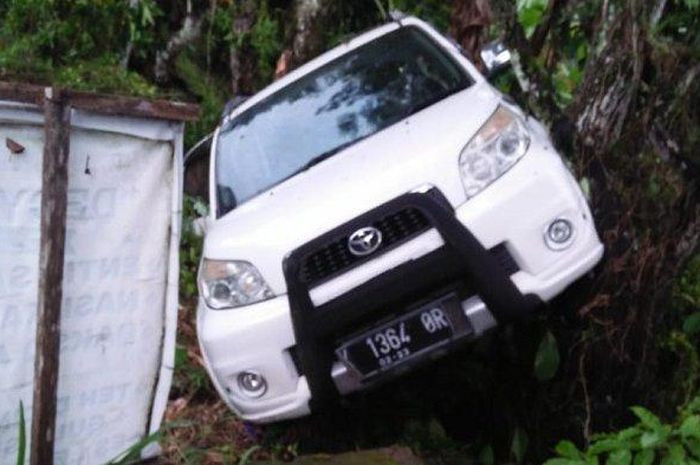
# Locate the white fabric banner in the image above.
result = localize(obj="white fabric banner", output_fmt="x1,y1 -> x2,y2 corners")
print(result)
0,104 -> 182,465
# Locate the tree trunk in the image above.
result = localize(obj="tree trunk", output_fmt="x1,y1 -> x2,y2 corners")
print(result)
154,0 -> 205,83
449,0 -> 492,64
229,0 -> 257,95
561,0 -> 700,438
122,0 -> 140,69
275,0 -> 332,77
449,0 -> 700,452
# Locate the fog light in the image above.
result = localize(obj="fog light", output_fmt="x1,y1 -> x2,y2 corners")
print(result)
237,371 -> 267,398
545,218 -> 574,250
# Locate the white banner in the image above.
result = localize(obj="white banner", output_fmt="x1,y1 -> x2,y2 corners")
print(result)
0,104 -> 182,465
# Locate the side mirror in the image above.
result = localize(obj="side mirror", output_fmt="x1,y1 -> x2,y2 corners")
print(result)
480,41 -> 512,79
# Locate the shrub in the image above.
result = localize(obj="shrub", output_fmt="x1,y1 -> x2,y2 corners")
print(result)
544,397 -> 700,465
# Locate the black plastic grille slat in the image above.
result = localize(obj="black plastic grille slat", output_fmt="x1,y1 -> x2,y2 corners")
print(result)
299,207 -> 431,286
298,206 -> 521,287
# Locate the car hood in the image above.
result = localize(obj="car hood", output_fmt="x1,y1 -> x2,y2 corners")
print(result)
203,82 -> 501,294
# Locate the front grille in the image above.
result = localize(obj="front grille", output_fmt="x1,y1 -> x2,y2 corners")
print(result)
299,207 -> 431,286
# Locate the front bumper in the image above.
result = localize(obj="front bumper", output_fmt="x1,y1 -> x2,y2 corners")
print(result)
197,138 -> 604,423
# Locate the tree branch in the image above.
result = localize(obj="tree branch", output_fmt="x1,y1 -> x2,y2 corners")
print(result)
529,0 -> 568,56
154,0 -> 205,83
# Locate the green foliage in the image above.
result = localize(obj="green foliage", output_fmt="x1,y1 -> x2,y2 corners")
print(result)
479,444 -> 495,465
54,56 -> 158,96
677,255 -> 700,310
175,53 -> 227,148
512,427 -> 530,463
552,60 -> 583,107
127,0 -> 162,62
666,331 -> 700,406
655,0 -> 700,50
224,0 -> 282,86
249,4 -> 282,84
176,0 -> 283,146
173,344 -> 211,395
238,446 -> 261,465
106,422 -> 189,464
534,331 -> 560,381
511,1 -> 593,112
0,35 -> 51,78
544,397 -> 700,465
402,417 -> 462,456
516,0 -> 548,38
15,402 -> 25,465
180,195 -> 207,299
673,255 -> 700,399
0,0 -> 130,66
0,0 -> 161,97
684,313 -> 700,336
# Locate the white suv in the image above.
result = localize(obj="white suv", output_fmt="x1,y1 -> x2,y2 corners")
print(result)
195,16 -> 603,423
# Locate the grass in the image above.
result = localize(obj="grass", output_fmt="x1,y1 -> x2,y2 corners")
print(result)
157,298 -> 272,464
15,402 -> 26,465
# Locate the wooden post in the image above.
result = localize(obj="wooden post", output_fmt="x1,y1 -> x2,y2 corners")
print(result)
30,88 -> 71,465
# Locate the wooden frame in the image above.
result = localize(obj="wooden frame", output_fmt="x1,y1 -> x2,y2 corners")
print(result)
0,81 -> 199,122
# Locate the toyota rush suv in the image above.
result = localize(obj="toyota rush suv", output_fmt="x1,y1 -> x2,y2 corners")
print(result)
195,16 -> 604,423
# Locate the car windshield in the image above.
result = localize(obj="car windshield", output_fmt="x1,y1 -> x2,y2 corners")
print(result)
215,26 -> 472,216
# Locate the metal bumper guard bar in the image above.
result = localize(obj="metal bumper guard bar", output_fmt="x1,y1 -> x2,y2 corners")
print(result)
283,188 -> 542,411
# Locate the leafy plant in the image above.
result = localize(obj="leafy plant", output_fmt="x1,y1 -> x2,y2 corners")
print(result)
54,56 -> 158,96
238,445 -> 261,465
126,0 -> 161,61
512,427 -> 530,464
15,402 -> 26,465
675,254 -> 700,347
173,343 -> 211,395
175,53 -> 227,148
180,195 -> 208,299
250,3 -> 282,84
479,444 -> 495,465
677,255 -> 700,309
516,0 -> 548,38
106,422 -> 189,465
534,331 -> 560,381
543,397 -> 700,465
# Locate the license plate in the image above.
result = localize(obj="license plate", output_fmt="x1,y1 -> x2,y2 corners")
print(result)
336,297 -> 457,377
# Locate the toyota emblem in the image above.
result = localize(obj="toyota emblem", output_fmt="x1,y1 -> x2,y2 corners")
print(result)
347,226 -> 383,256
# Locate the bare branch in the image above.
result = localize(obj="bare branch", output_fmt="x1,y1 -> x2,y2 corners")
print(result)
651,0 -> 668,28
529,0 -> 568,56
154,0 -> 205,83
291,0 -> 331,66
122,0 -> 140,69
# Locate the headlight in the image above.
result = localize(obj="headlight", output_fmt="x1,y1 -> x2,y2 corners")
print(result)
198,259 -> 275,309
458,105 -> 531,198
